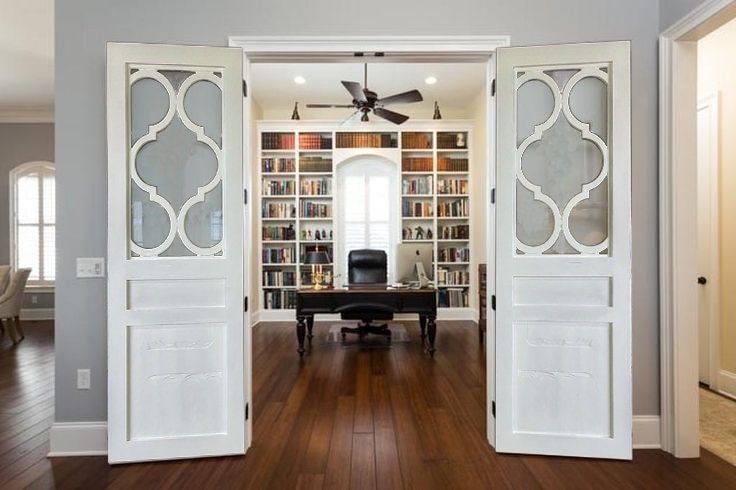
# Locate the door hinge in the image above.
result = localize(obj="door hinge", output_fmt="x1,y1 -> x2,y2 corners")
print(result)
244,296 -> 249,312
244,188 -> 248,205
245,403 -> 249,420
242,80 -> 248,98
490,188 -> 496,204
491,294 -> 496,311
491,79 -> 496,97
492,400 -> 496,417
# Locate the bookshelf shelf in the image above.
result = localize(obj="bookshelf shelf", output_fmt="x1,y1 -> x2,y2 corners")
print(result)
258,122 -> 473,312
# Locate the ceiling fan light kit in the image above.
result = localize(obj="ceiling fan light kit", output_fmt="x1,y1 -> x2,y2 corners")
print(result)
306,63 -> 423,125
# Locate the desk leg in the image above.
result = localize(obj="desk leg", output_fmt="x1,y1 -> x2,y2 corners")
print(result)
307,315 -> 314,341
419,315 -> 427,339
296,316 -> 307,357
427,315 -> 437,356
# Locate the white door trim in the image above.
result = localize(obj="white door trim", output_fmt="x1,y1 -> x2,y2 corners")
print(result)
659,0 -> 736,458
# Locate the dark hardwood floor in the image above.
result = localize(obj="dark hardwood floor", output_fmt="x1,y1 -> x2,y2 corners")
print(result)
3,320 -> 736,489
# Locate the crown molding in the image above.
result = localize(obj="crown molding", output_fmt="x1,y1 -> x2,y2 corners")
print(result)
0,106 -> 54,123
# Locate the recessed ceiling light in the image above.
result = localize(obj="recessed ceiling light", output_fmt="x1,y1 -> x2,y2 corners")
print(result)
425,76 -> 437,85
293,76 -> 306,85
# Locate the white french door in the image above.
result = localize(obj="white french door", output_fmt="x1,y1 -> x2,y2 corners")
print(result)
495,42 -> 632,459
107,43 -> 246,463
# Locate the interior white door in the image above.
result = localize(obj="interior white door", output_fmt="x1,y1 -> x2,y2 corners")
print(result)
495,42 -> 632,459
107,43 -> 245,463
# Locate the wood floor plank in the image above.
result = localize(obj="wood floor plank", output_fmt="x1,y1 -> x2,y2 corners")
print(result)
350,433 -> 376,490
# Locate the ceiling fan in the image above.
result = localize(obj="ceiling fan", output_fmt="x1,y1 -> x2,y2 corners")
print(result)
306,63 -> 423,125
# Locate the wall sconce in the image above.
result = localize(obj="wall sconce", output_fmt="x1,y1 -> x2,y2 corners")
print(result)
433,101 -> 442,120
291,102 -> 301,120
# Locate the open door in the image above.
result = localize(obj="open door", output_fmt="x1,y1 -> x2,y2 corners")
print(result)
107,43 -> 246,463
495,42 -> 632,459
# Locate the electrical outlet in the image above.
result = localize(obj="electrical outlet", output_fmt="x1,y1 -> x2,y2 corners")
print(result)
77,369 -> 91,390
76,258 -> 105,278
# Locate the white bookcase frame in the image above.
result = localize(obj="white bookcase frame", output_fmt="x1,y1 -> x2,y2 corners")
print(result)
256,120 -> 475,321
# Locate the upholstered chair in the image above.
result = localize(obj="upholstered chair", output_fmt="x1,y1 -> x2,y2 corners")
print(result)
0,265 -> 10,296
0,268 -> 31,344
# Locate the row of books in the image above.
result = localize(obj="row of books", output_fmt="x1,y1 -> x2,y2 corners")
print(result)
437,179 -> 468,195
262,157 -> 296,173
263,290 -> 297,309
300,201 -> 332,218
262,247 -> 296,264
437,132 -> 468,149
262,225 -> 296,241
299,156 -> 333,173
437,268 -> 470,286
262,203 -> 296,219
336,132 -> 398,148
300,178 -> 331,195
402,200 -> 433,218
402,176 -> 433,195
438,157 -> 469,172
438,247 -> 470,263
402,157 -> 433,172
263,270 -> 296,287
402,132 -> 433,149
437,198 -> 469,218
299,133 -> 332,150
438,288 -> 469,308
263,179 -> 295,196
262,132 -> 295,150
438,224 -> 470,240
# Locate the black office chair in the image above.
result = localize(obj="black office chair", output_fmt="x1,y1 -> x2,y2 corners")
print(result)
339,249 -> 394,340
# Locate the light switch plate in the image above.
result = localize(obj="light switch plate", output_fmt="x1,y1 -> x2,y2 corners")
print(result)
76,257 -> 106,278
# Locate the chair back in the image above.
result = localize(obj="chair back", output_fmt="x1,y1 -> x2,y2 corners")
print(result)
347,249 -> 387,285
0,268 -> 31,317
0,265 -> 10,295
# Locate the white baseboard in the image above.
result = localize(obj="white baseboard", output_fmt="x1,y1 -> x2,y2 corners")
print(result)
48,421 -> 108,457
20,308 -> 54,321
633,415 -> 661,449
716,370 -> 736,400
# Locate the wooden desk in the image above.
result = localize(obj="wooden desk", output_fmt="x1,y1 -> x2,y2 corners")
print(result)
295,286 -> 438,357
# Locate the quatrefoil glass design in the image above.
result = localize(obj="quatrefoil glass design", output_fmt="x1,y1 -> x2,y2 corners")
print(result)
515,66 -> 610,255
129,68 -> 224,257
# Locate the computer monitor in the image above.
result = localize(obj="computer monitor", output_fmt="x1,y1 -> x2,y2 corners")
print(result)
396,243 -> 434,285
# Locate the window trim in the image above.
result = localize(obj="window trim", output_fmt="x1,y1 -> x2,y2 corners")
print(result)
9,160 -> 55,286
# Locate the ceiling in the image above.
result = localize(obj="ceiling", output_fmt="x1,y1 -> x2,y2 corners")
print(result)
0,0 -> 54,121
250,62 -> 487,120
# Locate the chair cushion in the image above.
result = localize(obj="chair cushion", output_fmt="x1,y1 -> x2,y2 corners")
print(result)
348,249 -> 387,284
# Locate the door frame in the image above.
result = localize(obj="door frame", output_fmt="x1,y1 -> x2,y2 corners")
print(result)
227,34 -> 509,447
659,0 -> 736,457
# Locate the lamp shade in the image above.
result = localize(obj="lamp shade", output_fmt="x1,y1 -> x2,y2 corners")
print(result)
304,251 -> 330,265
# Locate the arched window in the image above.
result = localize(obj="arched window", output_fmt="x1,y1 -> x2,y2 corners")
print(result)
336,156 -> 399,284
9,161 -> 55,285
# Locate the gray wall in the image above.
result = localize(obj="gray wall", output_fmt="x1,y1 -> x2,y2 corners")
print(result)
56,0 -> 666,422
0,123 -> 55,310
659,0 -> 706,31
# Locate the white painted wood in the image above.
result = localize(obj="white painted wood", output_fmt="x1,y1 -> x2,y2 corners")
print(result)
48,422 -> 109,457
696,93 -> 720,387
107,43 -> 245,464
495,42 -> 632,459
632,416 -> 662,450
658,0 -> 736,458
716,370 -> 736,400
486,55 -> 497,448
19,307 -> 54,321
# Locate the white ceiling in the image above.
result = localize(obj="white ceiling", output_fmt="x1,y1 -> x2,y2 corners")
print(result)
0,0 -> 54,120
250,62 -> 487,120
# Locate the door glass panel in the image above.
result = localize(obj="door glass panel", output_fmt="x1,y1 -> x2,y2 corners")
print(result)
515,65 -> 610,255
128,67 -> 224,257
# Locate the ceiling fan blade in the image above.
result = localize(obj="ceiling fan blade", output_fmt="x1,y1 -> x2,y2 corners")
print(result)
377,89 -> 423,106
306,103 -> 356,108
341,81 -> 368,103
373,107 -> 409,125
339,110 -> 360,126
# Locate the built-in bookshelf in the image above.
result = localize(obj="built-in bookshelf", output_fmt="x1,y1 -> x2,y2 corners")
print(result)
258,123 -> 473,315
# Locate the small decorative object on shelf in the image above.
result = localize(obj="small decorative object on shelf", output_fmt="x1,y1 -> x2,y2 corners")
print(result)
415,227 -> 425,240
305,249 -> 331,290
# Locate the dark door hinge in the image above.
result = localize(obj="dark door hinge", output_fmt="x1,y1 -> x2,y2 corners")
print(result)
244,296 -> 248,312
244,189 -> 248,205
492,400 -> 496,417
242,80 -> 248,98
490,188 -> 496,204
491,295 -> 496,311
245,403 -> 249,420
491,79 -> 496,97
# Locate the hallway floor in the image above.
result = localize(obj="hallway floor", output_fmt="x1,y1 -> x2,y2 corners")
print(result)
4,321 -> 736,488
700,386 -> 736,466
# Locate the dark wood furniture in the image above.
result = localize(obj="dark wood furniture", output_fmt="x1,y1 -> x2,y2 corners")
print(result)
478,263 -> 487,343
295,286 -> 438,357
340,249 -> 393,339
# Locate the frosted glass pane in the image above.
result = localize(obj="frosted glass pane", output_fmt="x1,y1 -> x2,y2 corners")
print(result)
183,182 -> 223,248
18,225 -> 39,280
43,173 -> 55,224
131,77 -> 169,143
569,76 -> 608,144
17,174 -> 39,224
130,184 -> 171,251
43,225 -> 55,281
516,182 -> 554,247
183,80 -> 222,147
516,79 -> 554,146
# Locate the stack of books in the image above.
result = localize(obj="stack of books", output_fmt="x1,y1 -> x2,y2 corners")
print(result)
262,133 -> 295,150
437,198 -> 469,218
402,176 -> 433,195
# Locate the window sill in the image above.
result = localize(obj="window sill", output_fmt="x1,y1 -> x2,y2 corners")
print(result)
26,285 -> 55,293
